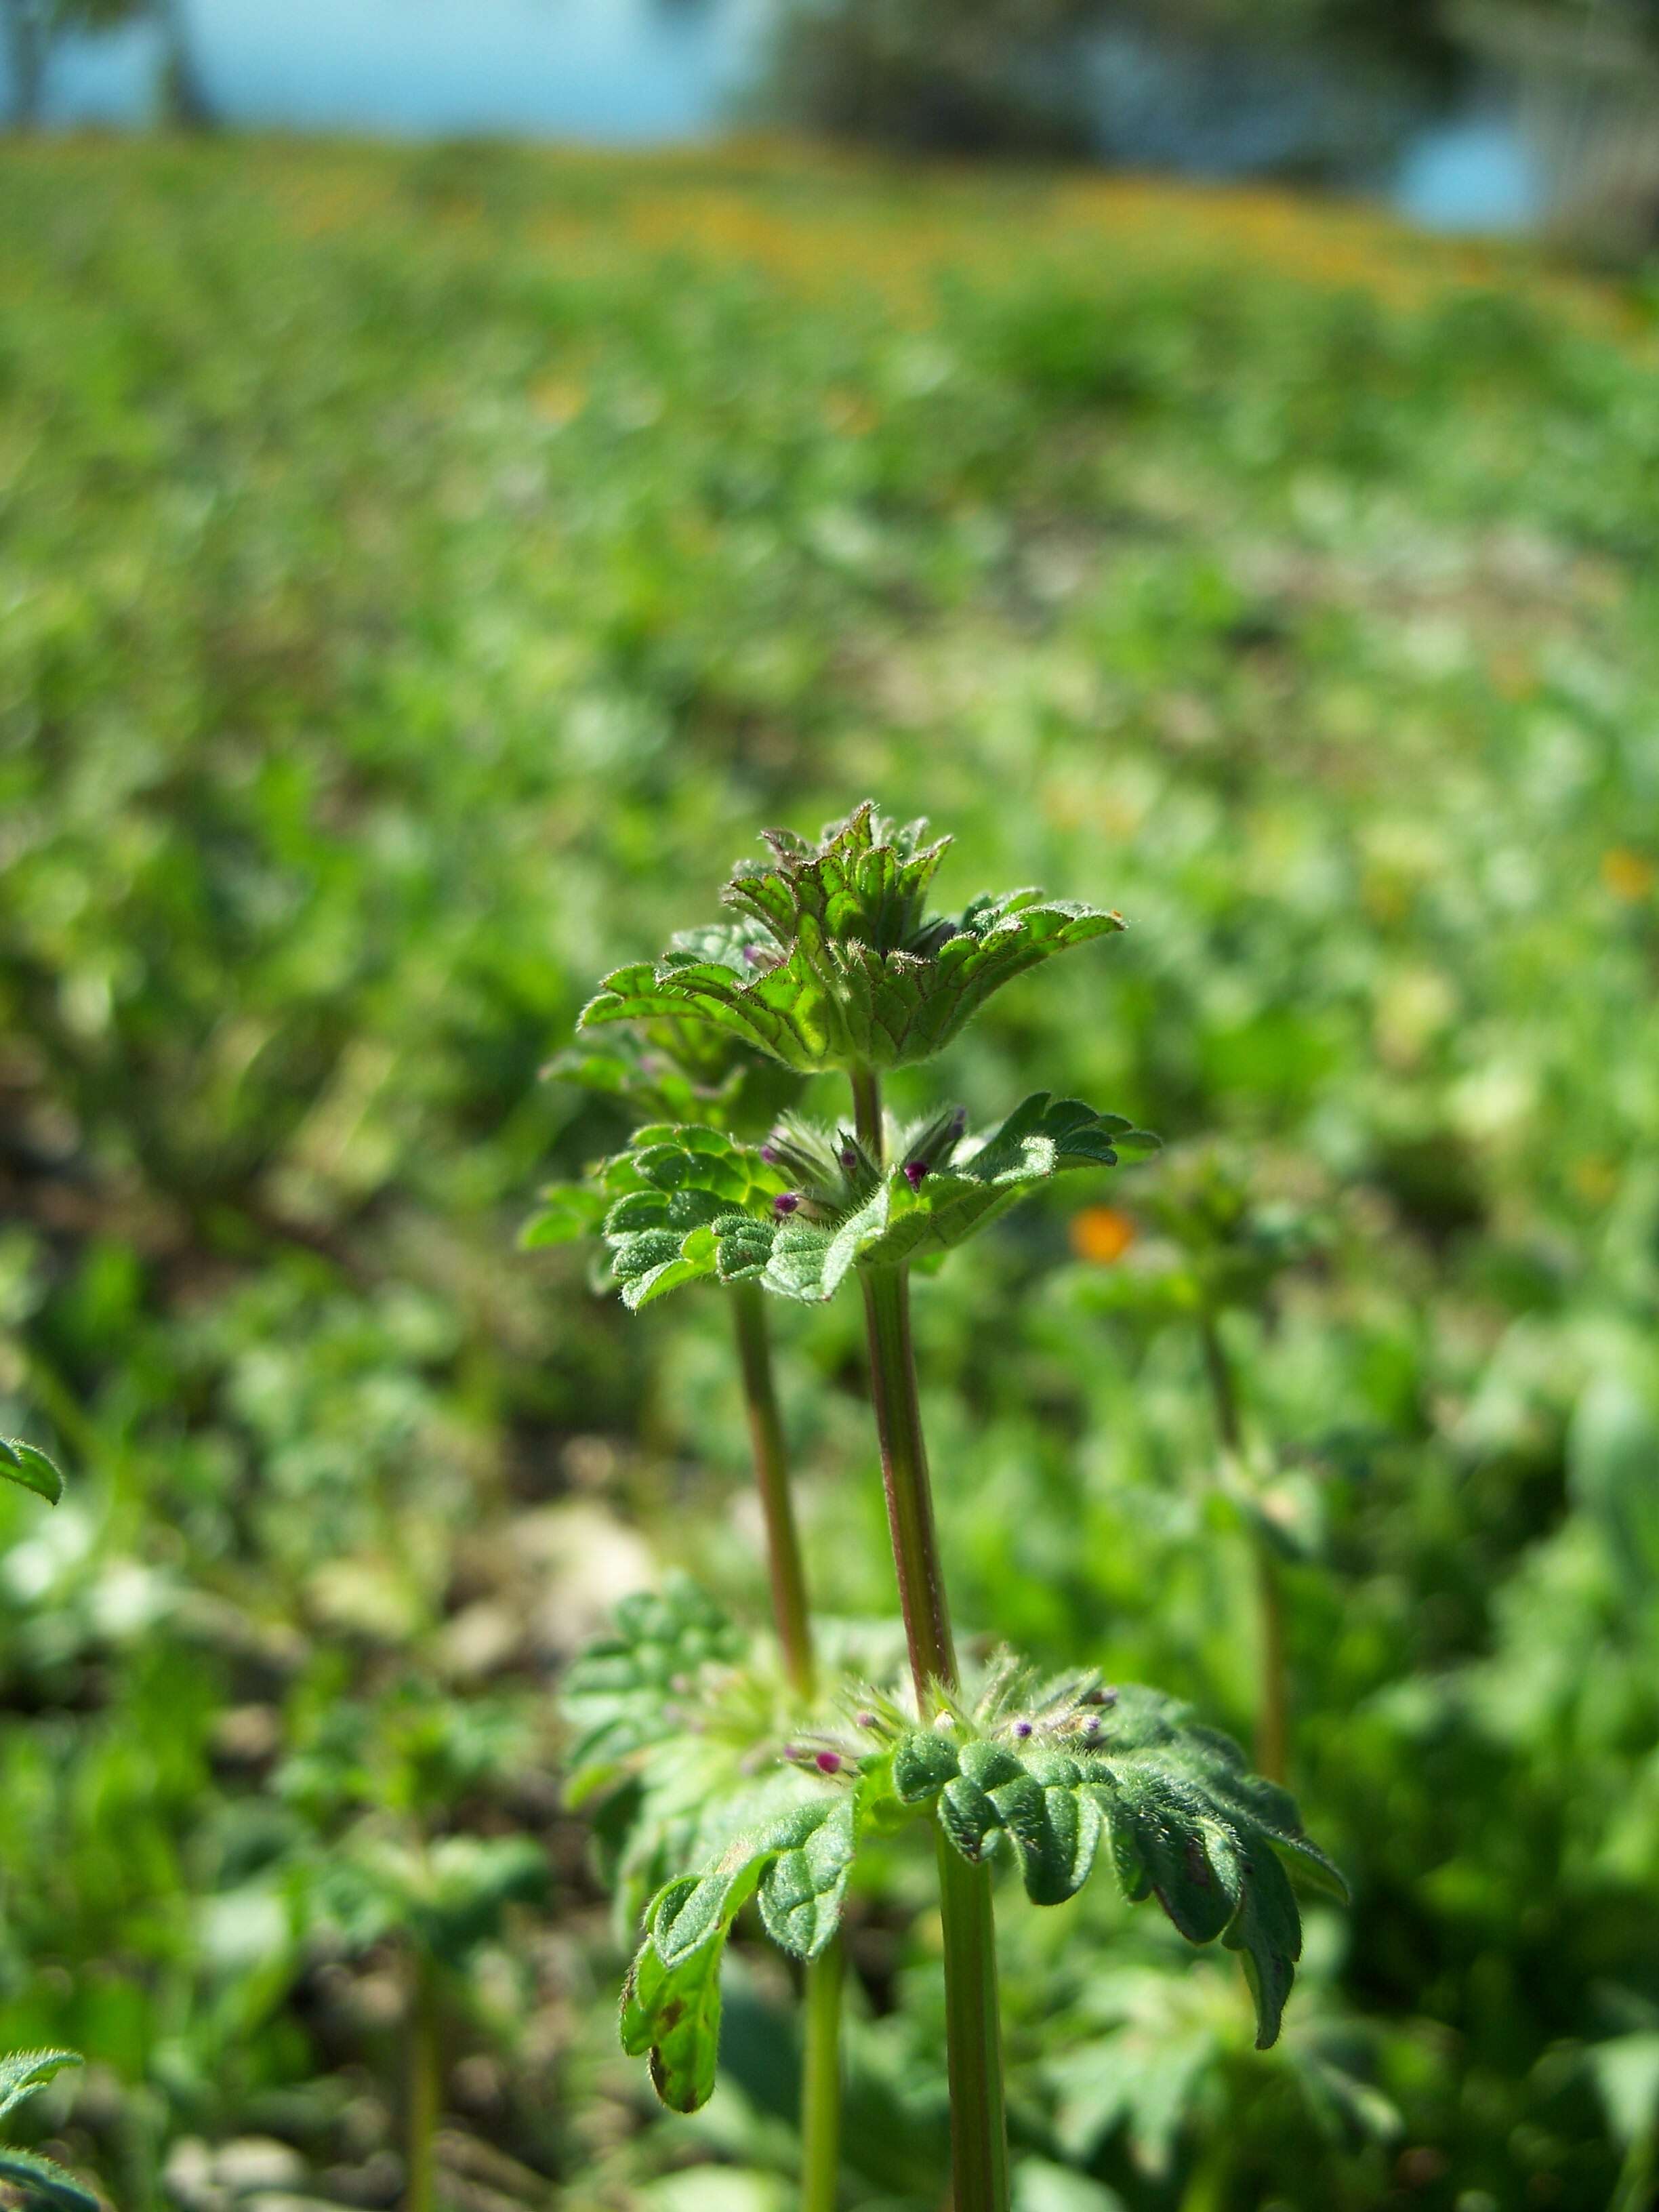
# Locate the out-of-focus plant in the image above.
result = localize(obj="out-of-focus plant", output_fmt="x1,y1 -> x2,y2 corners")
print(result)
1065,1146 -> 1326,1782
0,1447 -> 96,2212
276,1685 -> 549,2212
552,806 -> 1347,2212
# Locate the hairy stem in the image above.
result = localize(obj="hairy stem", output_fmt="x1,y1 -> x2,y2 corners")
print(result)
730,1279 -> 815,1702
859,1263 -> 956,1702
406,1949 -> 441,2212
1200,1314 -> 1290,1785
729,1279 -> 841,2209
853,1065 -> 1008,2212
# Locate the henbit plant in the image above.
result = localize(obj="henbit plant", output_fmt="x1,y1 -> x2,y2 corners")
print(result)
524,1027 -> 849,2209
1065,1146 -> 1327,1783
0,1446 -> 97,2212
549,806 -> 1346,2212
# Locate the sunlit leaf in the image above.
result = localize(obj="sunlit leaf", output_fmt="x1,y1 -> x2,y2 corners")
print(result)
620,1789 -> 861,2111
0,1440 -> 63,1506
581,802 -> 1125,1072
888,1680 -> 1345,2049
0,2052 -> 81,2126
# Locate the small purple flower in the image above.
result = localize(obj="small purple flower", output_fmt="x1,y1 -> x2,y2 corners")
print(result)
742,943 -> 766,968
840,1146 -> 859,1172
814,1750 -> 844,1776
760,1143 -> 781,1165
1014,1719 -> 1034,1740
855,1711 -> 880,1729
1078,1715 -> 1102,1742
773,1191 -> 801,1216
903,1160 -> 928,1191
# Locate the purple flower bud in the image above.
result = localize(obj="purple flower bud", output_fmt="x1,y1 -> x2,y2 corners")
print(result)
781,1744 -> 800,1761
1014,1719 -> 1033,1740
840,1147 -> 859,1172
815,1750 -> 843,1776
855,1711 -> 880,1729
903,1160 -> 928,1191
760,1143 -> 781,1164
773,1191 -> 801,1216
742,943 -> 766,968
1079,1715 -> 1102,1742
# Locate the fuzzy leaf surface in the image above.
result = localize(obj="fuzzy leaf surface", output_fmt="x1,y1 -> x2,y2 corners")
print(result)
0,2146 -> 100,2212
0,2053 -> 80,2125
889,1685 -> 1345,2047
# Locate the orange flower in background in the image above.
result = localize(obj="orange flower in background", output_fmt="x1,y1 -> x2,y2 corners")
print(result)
1601,848 -> 1656,903
1069,1205 -> 1137,1265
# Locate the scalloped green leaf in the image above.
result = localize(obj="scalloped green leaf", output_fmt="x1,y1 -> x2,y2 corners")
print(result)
888,1685 -> 1345,2049
0,1440 -> 62,1506
620,1876 -> 720,2113
592,1094 -> 1156,1309
619,1790 -> 859,2112
590,1125 -> 789,1308
580,802 -> 1126,1073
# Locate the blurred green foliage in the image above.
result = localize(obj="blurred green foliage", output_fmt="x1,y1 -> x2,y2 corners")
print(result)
1,137 -> 1658,2210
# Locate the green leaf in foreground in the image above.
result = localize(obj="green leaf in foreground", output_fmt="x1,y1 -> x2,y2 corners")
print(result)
888,1679 -> 1346,2049
621,1790 -> 859,2110
0,2049 -> 94,2212
594,1094 -> 1156,1311
0,2144 -> 100,2212
581,801 -> 1125,1073
0,2053 -> 81,2126
0,1440 -> 63,1506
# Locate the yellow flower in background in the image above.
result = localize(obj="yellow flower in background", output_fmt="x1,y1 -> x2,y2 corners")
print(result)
1601,848 -> 1656,903
1069,1205 -> 1137,1265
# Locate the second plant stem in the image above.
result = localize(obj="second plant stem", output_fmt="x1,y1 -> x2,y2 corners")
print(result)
729,1277 -> 842,2212
852,1067 -> 1011,2212
1200,1313 -> 1290,1785
406,1950 -> 441,2212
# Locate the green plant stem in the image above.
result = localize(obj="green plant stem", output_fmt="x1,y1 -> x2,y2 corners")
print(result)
729,1278 -> 841,2211
406,1950 -> 441,2212
1200,1314 -> 1290,1786
852,1064 -> 1009,2212
934,1836 -> 1010,2212
730,1278 -> 816,1702
801,1940 -> 844,2212
859,1263 -> 957,1700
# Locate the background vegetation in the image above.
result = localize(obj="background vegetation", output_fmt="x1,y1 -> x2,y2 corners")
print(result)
1,136 -> 1658,2211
